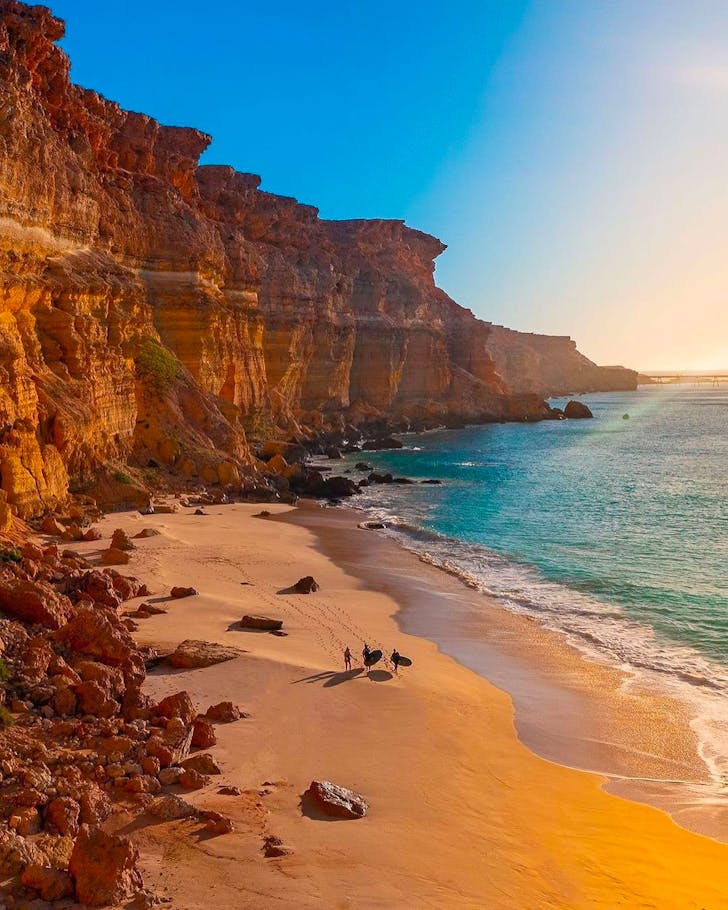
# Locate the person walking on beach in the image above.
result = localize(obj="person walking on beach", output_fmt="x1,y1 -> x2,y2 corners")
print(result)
344,646 -> 352,671
362,642 -> 371,668
391,648 -> 401,674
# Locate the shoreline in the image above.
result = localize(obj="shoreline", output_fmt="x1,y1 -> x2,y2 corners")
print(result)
286,501 -> 728,843
68,498 -> 728,908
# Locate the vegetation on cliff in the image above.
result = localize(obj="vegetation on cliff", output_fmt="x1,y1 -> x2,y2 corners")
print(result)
0,1 -> 631,520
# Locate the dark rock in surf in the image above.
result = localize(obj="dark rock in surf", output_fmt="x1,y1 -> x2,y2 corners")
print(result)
361,436 -> 404,451
564,400 -> 593,419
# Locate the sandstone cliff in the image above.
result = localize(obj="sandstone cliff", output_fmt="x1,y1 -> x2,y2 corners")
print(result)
0,2 -> 623,521
484,326 -> 638,397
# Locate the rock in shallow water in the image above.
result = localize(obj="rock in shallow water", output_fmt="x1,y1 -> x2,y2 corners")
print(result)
564,400 -> 594,419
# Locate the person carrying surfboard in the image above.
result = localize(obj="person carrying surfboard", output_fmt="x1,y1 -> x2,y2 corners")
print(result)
391,649 -> 401,674
362,642 -> 371,667
344,646 -> 352,671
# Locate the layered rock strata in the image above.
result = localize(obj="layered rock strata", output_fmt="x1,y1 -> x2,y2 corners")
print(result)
0,2 -> 624,520
484,325 -> 638,397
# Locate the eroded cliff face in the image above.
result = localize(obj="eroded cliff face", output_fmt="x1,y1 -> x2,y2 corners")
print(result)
0,2 -> 554,519
484,326 -> 638,397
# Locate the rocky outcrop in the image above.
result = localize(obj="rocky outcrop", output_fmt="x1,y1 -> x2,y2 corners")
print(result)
68,825 -> 142,907
1,2 -> 641,518
563,400 -> 594,419
0,544 -> 211,904
0,2 -> 559,520
484,326 -> 638,397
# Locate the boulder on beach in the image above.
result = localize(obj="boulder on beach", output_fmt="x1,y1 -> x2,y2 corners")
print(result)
21,864 -> 74,901
293,576 -> 319,594
179,769 -> 207,790
218,785 -> 243,796
564,400 -> 593,419
205,701 -> 245,723
110,528 -> 135,551
68,824 -> 142,907
100,547 -> 130,566
166,639 -> 245,668
304,780 -> 368,819
148,795 -> 197,820
180,753 -> 221,775
262,834 -> 293,857
170,586 -> 199,598
154,691 -> 196,725
241,615 -> 283,631
192,717 -> 217,748
203,811 -> 235,835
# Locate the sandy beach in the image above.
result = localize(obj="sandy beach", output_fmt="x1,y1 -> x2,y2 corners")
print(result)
69,499 -> 728,909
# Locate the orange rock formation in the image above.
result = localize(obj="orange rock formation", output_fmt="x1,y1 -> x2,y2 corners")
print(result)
0,2 -> 629,519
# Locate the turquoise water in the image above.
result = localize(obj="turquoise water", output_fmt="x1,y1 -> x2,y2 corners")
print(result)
348,386 -> 728,703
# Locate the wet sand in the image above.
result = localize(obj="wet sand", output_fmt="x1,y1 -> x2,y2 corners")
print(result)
292,503 -> 728,842
74,500 -> 728,909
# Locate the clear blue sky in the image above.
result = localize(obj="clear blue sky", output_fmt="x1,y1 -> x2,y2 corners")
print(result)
54,1 -> 728,370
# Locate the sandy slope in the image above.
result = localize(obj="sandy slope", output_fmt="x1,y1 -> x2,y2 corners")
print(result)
74,501 -> 728,909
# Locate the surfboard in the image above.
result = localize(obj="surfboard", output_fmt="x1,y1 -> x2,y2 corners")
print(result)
364,649 -> 382,667
396,655 -> 412,667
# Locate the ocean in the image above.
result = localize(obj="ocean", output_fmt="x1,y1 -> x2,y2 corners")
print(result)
346,384 -> 728,782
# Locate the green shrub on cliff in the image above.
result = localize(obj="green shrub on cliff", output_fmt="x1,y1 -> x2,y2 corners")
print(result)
137,340 -> 182,394
0,658 -> 11,683
113,470 -> 132,485
0,705 -> 14,729
242,411 -> 279,442
0,548 -> 21,564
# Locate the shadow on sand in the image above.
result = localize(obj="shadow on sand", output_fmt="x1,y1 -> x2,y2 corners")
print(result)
299,790 -> 355,822
367,669 -> 393,682
292,668 -> 364,687
226,621 -> 267,634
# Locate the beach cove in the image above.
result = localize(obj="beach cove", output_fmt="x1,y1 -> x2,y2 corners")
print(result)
66,499 -> 728,909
